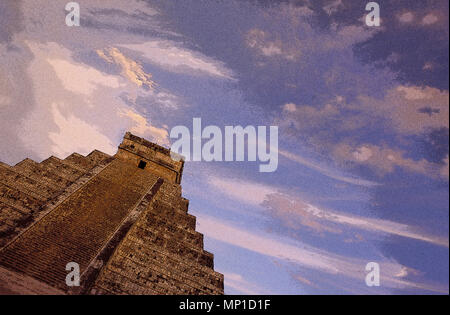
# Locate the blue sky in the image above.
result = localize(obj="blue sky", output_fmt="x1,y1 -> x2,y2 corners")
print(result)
0,0 -> 448,294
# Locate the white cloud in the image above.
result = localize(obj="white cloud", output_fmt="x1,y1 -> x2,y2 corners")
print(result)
279,149 -> 380,187
422,14 -> 439,25
208,175 -> 449,247
49,103 -> 116,157
48,58 -> 124,95
118,108 -> 169,146
197,215 -> 447,292
265,192 -> 449,247
198,215 -> 340,272
246,29 -> 296,60
324,206 -> 449,247
119,41 -> 234,79
97,47 -> 155,89
352,146 -> 373,162
283,103 -> 297,112
19,41 -> 175,160
423,62 -> 434,71
208,176 -> 276,206
396,86 -> 433,100
398,12 -> 414,23
334,143 -> 435,176
223,273 -> 269,295
360,85 -> 449,135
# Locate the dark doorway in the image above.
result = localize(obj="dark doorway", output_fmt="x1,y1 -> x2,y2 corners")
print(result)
138,160 -> 147,169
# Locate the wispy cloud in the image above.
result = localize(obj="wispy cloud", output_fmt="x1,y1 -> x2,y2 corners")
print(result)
49,103 -> 116,157
47,54 -> 124,96
207,175 -> 448,247
197,215 -> 447,293
223,273 -> 270,295
16,40 -> 173,161
264,193 -> 449,247
97,47 -> 155,89
118,108 -> 169,146
279,149 -> 380,187
208,176 -> 276,206
118,40 -> 234,79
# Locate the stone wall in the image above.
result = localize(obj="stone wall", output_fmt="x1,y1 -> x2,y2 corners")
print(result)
0,133 -> 224,295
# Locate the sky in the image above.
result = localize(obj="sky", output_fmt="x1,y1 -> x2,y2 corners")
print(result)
0,0 -> 448,294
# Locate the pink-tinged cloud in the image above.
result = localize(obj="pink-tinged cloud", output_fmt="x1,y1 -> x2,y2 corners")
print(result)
197,215 -> 448,293
208,176 -> 449,247
264,193 -> 449,248
118,41 -> 234,80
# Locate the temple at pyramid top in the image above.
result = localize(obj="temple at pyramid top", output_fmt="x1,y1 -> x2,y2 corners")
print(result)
117,132 -> 185,184
0,132 -> 223,295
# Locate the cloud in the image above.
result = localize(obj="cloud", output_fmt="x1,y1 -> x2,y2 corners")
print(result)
264,193 -> 342,235
398,12 -> 414,23
396,85 -> 436,100
441,155 -> 449,178
118,40 -> 234,79
333,143 -> 435,177
97,47 -> 155,89
223,273 -> 269,295
323,0 -> 343,16
207,175 -> 448,247
282,103 -> 297,112
276,85 -> 449,179
264,193 -> 449,247
198,214 -> 341,273
118,108 -> 169,146
279,149 -> 380,187
14,40 -> 176,161
281,84 -> 449,138
197,215 -> 447,293
246,29 -> 295,60
20,0 -> 172,41
49,103 -> 116,157
208,176 -> 276,206
245,23 -> 376,61
48,56 -> 124,96
280,102 -> 340,130
422,14 -> 439,25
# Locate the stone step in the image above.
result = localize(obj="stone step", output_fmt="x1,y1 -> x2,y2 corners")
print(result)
64,151 -> 112,171
147,201 -> 197,231
133,223 -> 204,258
0,159 -> 158,291
104,256 -> 218,295
85,150 -> 113,166
13,158 -> 73,190
0,167 -> 53,202
39,156 -> 87,182
179,197 -> 190,213
0,182 -> 44,213
127,226 -> 214,269
0,251 -> 68,288
136,213 -> 204,248
64,153 -> 96,170
104,236 -> 222,293
0,163 -> 59,200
